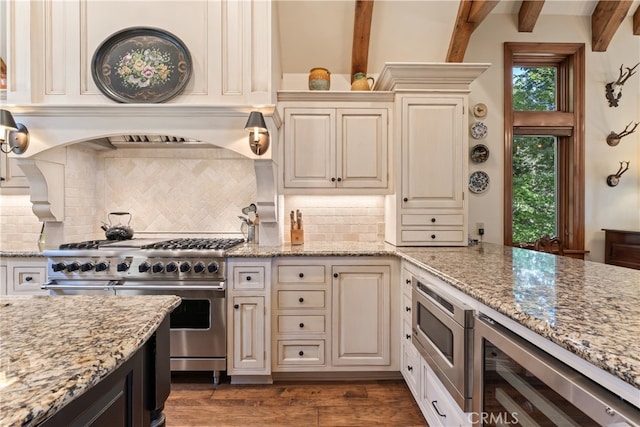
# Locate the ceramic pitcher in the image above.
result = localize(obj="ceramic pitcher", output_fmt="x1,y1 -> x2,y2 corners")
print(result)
351,72 -> 375,91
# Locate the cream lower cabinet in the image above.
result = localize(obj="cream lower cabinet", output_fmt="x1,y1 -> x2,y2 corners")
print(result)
4,257 -> 48,295
227,259 -> 271,381
400,261 -> 470,426
272,257 -> 398,372
331,264 -> 391,366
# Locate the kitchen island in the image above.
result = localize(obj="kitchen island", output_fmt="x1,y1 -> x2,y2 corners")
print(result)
0,295 -> 181,426
230,241 -> 640,409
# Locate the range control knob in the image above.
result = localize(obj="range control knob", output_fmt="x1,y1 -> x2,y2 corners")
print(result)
67,262 -> 80,272
166,262 -> 178,273
152,262 -> 165,273
180,262 -> 192,273
138,262 -> 151,273
117,262 -> 131,272
52,262 -> 67,272
207,262 -> 220,274
193,262 -> 206,274
80,262 -> 95,272
95,262 -> 109,272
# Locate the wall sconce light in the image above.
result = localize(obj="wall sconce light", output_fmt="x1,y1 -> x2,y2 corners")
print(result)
606,161 -> 629,187
0,109 -> 29,154
605,63 -> 639,107
245,111 -> 269,155
606,121 -> 639,146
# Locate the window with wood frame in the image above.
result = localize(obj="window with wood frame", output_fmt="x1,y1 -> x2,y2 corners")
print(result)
503,43 -> 585,258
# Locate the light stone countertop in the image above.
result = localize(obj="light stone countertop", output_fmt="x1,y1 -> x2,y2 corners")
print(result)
230,241 -> 640,397
0,295 -> 181,427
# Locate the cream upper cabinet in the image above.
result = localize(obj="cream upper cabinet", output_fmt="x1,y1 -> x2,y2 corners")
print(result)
282,107 -> 389,192
401,96 -> 465,210
386,95 -> 469,246
278,92 -> 394,194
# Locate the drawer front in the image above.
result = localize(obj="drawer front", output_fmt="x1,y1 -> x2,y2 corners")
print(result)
277,290 -> 326,309
402,292 -> 412,322
423,364 -> 468,427
277,265 -> 326,284
233,265 -> 265,290
277,340 -> 325,365
277,315 -> 326,333
11,267 -> 46,294
401,214 -> 464,226
401,229 -> 464,243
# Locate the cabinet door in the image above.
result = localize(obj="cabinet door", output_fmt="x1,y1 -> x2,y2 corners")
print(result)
231,296 -> 267,372
401,96 -> 465,209
7,258 -> 48,295
337,108 -> 388,189
331,265 -> 390,366
283,108 -> 336,188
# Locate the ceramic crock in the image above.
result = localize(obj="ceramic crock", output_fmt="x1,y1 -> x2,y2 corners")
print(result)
309,67 -> 330,90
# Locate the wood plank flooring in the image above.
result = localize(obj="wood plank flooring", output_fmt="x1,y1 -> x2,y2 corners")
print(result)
164,372 -> 428,426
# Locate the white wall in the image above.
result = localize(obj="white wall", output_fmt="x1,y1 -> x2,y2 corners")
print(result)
465,14 -> 640,262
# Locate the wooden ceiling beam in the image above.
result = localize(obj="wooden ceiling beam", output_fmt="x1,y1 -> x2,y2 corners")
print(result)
447,0 -> 499,62
518,0 -> 545,32
634,4 -> 639,35
351,0 -> 375,81
468,0 -> 500,23
591,0 -> 633,52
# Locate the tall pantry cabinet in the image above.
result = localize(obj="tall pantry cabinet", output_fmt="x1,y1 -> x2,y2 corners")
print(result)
378,63 -> 490,246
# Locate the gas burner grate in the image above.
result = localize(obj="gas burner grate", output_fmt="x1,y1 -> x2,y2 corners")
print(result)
59,240 -> 109,250
140,238 -> 245,250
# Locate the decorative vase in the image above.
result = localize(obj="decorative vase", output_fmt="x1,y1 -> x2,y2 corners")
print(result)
350,72 -> 375,91
309,67 -> 330,90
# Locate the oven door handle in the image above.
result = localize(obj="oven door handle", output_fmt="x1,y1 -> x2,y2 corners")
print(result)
42,281 -> 118,291
117,284 -> 225,292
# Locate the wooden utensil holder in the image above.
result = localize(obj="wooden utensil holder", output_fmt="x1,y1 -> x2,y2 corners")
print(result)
291,229 -> 304,245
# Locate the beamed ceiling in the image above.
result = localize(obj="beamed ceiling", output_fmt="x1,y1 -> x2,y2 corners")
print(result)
347,0 -> 640,76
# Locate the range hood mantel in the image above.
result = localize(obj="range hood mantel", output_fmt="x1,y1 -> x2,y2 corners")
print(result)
8,104 -> 280,158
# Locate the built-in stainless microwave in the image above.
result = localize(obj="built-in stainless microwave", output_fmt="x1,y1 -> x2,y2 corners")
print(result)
412,276 -> 475,412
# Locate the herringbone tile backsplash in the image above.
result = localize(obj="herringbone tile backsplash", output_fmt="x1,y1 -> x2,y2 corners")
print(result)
102,148 -> 257,236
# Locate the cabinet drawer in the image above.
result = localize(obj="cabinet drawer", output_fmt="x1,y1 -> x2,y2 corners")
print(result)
277,340 -> 325,365
402,341 -> 420,395
277,315 -> 326,333
11,267 -> 46,294
401,230 -> 464,243
402,292 -> 412,321
402,214 -> 463,226
277,290 -> 325,309
277,265 -> 326,284
423,364 -> 468,427
232,265 -> 265,290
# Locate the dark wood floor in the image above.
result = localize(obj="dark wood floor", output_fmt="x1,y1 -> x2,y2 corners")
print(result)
164,372 -> 428,426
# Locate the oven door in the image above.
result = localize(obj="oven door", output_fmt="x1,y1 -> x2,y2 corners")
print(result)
115,284 -> 226,370
412,282 -> 473,412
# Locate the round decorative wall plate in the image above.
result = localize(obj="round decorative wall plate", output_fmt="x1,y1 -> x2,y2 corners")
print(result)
470,121 -> 488,139
472,103 -> 488,118
469,171 -> 490,194
470,144 -> 490,163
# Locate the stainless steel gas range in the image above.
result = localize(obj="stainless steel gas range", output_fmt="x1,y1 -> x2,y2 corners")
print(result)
43,237 -> 245,383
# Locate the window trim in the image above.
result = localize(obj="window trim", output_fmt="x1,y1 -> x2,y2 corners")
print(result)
503,43 -> 585,255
